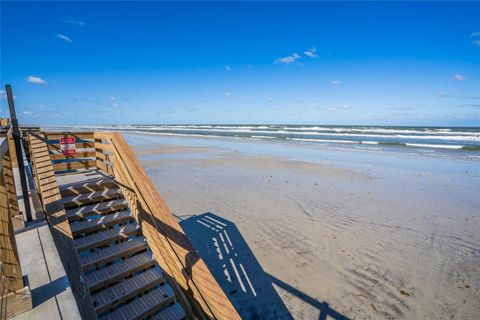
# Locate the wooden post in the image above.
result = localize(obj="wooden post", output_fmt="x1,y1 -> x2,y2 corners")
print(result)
5,85 -> 32,222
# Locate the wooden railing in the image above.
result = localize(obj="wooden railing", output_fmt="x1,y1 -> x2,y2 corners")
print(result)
0,138 -> 23,293
93,132 -> 240,320
0,136 -> 32,318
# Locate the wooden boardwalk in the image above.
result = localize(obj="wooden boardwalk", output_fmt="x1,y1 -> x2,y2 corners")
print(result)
26,131 -> 240,320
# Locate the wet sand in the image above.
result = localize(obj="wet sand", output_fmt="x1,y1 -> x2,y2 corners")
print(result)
128,133 -> 479,319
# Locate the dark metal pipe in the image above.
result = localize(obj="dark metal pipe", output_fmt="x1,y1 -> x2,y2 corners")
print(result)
6,85 -> 33,222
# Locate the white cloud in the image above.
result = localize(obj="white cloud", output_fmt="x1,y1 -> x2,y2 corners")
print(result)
266,97 -> 274,102
304,47 -> 318,58
472,40 -> 480,46
63,17 -> 85,26
331,80 -> 341,84
224,92 -> 231,96
225,65 -> 232,71
435,92 -> 452,97
470,32 -> 480,37
324,105 -> 352,112
27,75 -> 47,84
110,96 -> 116,101
451,74 -> 466,81
56,33 -> 72,43
275,53 -> 301,64
22,111 -> 34,116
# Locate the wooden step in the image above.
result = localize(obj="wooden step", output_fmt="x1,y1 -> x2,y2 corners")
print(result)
150,303 -> 186,320
60,177 -> 117,197
62,187 -> 122,209
92,268 -> 165,314
71,211 -> 132,236
99,284 -> 176,320
80,238 -> 148,271
75,224 -> 140,252
66,199 -> 127,222
85,252 -> 155,292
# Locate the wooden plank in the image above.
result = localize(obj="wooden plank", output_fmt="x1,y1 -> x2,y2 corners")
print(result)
62,187 -> 121,209
6,130 -> 18,168
150,303 -> 186,320
50,150 -> 95,161
2,151 -> 20,217
92,268 -> 165,314
96,160 -> 114,176
3,286 -> 33,318
95,151 -> 110,161
99,284 -> 176,320
80,238 -> 147,271
85,252 -> 155,292
66,199 -> 127,221
93,132 -> 114,141
52,159 -> 97,172
94,142 -> 113,153
110,132 -> 240,319
0,166 -> 23,291
74,224 -> 140,252
44,132 -> 94,140
70,210 -> 132,236
28,133 -> 98,320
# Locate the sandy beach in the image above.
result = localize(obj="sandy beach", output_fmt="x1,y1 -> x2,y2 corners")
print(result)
126,132 -> 480,320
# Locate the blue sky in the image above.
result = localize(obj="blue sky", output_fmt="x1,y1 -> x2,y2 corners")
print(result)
1,1 -> 479,126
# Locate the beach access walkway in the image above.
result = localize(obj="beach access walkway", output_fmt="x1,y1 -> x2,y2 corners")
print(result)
0,130 -> 241,319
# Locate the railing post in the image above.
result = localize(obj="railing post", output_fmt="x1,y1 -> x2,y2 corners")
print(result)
5,85 -> 32,222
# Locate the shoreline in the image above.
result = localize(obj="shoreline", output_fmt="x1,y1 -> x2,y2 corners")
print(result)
124,132 -> 480,319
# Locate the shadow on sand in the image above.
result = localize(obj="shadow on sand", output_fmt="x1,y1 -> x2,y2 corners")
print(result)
179,212 -> 349,320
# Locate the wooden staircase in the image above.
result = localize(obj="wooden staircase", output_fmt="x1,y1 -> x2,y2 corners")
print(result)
58,173 -> 185,319
27,131 -> 241,320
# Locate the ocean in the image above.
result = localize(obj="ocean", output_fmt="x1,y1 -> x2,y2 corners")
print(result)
71,125 -> 480,159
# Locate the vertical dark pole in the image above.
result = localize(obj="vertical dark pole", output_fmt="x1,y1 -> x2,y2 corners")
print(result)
6,85 -> 33,222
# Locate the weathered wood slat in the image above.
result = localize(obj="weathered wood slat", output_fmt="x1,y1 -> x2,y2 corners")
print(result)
96,160 -> 114,175
44,132 -> 94,140
94,143 -> 113,153
92,268 -> 165,314
93,132 -> 114,141
66,199 -> 127,221
70,211 -> 132,236
99,284 -> 175,320
52,159 -> 97,172
62,188 -> 121,209
150,303 -> 186,320
74,224 -> 140,252
80,238 -> 147,270
50,151 -> 95,161
0,155 -> 23,291
60,177 -> 117,197
85,252 -> 155,292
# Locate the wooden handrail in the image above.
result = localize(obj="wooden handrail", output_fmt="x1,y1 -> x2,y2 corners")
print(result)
94,132 -> 240,320
0,139 -> 23,293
